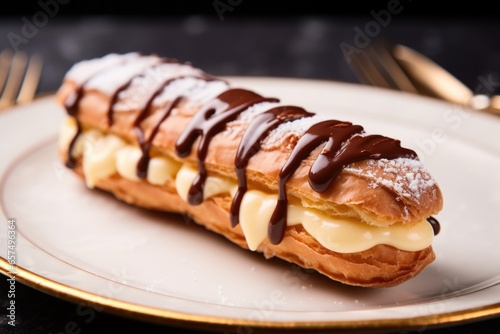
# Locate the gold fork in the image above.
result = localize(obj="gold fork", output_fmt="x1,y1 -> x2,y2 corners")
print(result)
0,49 -> 43,111
347,40 -> 500,115
348,40 -> 423,96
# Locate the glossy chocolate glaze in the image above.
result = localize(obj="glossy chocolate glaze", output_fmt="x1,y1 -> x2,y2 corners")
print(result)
427,216 -> 440,235
107,81 -> 134,127
175,88 -> 278,205
135,96 -> 184,179
64,56 -> 184,168
268,120 -> 418,244
63,61 -> 140,167
230,106 -> 314,227
132,74 -> 213,178
64,55 -> 440,248
64,87 -> 83,168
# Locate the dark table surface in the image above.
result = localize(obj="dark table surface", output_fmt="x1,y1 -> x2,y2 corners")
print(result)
1,2 -> 500,333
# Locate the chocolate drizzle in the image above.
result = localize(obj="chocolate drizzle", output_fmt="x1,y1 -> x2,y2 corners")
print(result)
64,87 -> 84,168
135,96 -> 184,179
63,55 -> 213,175
64,55 -> 147,167
230,106 -> 314,227
427,216 -> 440,235
107,57 -> 183,128
310,132 -> 418,193
132,78 -> 176,178
107,81 -> 135,127
65,76 -> 137,167
268,120 -> 418,245
132,75 -> 213,178
175,89 -> 278,205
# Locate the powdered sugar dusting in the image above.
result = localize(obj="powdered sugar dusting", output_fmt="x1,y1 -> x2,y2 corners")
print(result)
262,114 -> 327,149
65,52 -> 141,85
346,158 -> 436,201
238,101 -> 282,123
85,56 -> 161,95
114,63 -> 200,110
129,63 -> 202,94
185,80 -> 229,104
222,102 -> 282,140
144,77 -> 229,107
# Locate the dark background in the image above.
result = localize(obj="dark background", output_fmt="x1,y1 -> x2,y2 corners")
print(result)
2,1 -> 500,333
3,0 -> 500,94
4,0 -> 500,18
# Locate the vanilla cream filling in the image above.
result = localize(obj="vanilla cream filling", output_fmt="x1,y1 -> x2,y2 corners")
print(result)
115,146 -> 181,185
60,118 -> 434,253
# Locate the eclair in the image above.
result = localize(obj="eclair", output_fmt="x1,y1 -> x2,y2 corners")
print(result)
56,53 -> 443,287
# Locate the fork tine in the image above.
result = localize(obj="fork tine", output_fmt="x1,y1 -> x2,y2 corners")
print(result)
363,43 -> 402,90
349,46 -> 394,89
349,52 -> 378,86
16,54 -> 43,105
0,49 -> 14,94
371,40 -> 419,94
347,40 -> 420,94
0,51 -> 29,110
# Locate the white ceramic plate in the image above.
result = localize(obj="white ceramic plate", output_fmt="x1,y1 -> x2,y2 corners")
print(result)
1,77 -> 500,332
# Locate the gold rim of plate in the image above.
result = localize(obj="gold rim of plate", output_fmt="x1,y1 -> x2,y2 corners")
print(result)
1,258 -> 500,333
